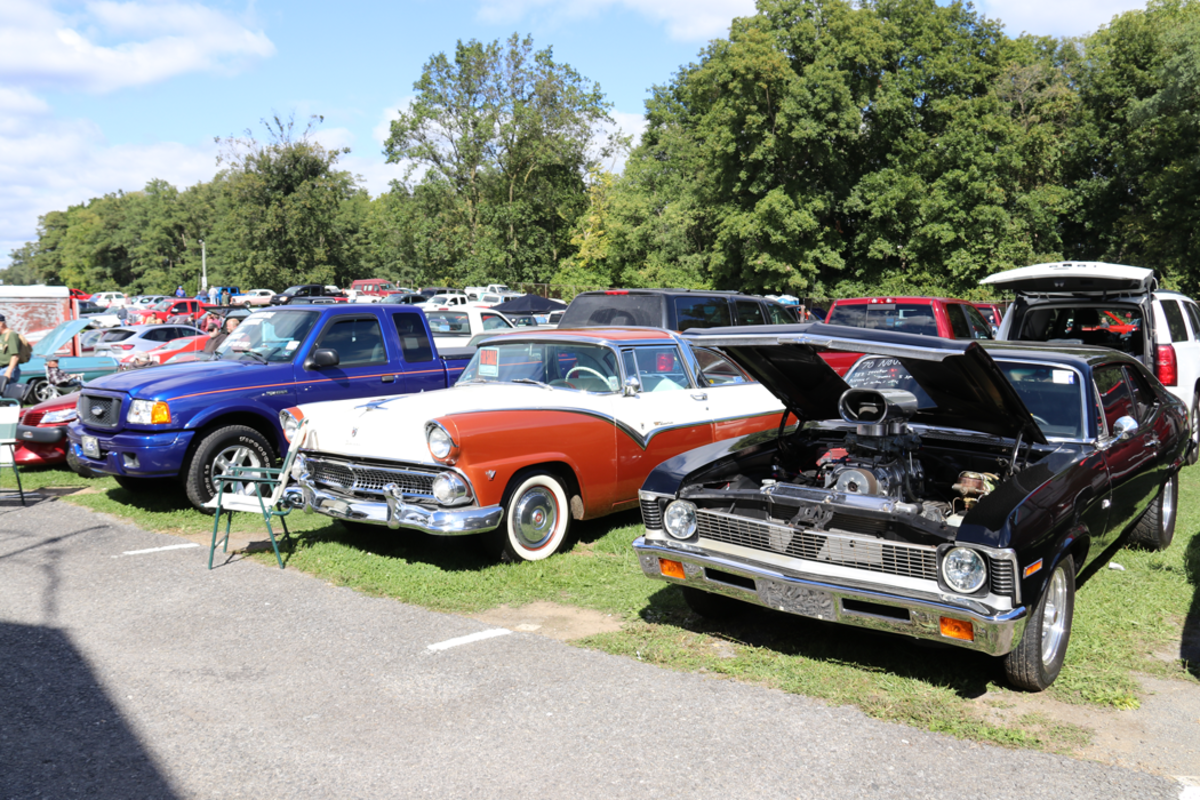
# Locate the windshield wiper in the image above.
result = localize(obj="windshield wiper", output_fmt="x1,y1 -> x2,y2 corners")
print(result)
235,349 -> 268,363
510,378 -> 549,389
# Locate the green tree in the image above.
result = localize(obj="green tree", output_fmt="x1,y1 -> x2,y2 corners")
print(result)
384,34 -> 615,285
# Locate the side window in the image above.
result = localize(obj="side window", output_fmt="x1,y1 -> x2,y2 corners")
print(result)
1184,301 -> 1200,339
962,305 -> 994,339
694,348 -> 749,386
393,313 -> 433,362
767,303 -> 795,324
1124,365 -> 1158,422
945,304 -> 971,338
734,300 -> 766,326
1161,300 -> 1190,342
1094,365 -> 1134,433
481,313 -> 511,331
315,317 -> 386,367
624,346 -> 690,392
674,297 -> 732,332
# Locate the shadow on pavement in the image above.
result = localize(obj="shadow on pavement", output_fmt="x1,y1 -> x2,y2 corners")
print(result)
0,621 -> 179,799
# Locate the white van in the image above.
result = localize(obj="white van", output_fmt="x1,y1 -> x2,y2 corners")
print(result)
982,261 -> 1200,458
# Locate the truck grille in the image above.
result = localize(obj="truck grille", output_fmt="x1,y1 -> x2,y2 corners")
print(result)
78,393 -> 121,430
696,509 -> 937,582
306,454 -> 438,499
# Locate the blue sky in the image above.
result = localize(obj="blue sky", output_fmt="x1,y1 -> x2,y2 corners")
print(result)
0,0 -> 1151,269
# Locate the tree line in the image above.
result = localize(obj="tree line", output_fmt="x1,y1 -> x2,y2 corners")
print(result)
6,1 -> 1200,301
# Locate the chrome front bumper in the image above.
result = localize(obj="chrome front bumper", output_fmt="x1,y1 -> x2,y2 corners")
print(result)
286,479 -> 503,536
633,537 -> 1028,656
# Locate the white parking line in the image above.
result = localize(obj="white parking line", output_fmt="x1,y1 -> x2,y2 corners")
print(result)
427,628 -> 512,652
115,543 -> 202,557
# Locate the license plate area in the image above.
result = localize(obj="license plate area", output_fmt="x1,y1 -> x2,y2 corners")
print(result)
757,579 -> 836,621
81,435 -> 100,459
319,498 -> 351,517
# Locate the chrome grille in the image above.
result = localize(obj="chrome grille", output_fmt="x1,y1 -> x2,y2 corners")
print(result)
307,455 -> 437,498
696,509 -> 937,581
640,496 -> 663,529
78,393 -> 121,429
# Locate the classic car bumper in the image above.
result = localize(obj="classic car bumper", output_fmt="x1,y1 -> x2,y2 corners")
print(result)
633,537 -> 1029,656
286,480 -> 504,536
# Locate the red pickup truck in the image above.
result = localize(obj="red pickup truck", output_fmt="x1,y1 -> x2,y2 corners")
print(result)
820,296 -> 994,374
131,298 -> 216,325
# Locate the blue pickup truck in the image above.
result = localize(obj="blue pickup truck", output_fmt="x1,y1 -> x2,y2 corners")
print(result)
68,304 -> 472,509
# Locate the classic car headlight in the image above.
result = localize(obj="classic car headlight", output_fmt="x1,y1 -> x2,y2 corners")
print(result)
40,408 -> 79,425
128,399 -> 171,425
663,500 -> 698,540
431,471 -> 470,505
426,422 -> 459,464
942,547 -> 987,594
279,407 -> 304,442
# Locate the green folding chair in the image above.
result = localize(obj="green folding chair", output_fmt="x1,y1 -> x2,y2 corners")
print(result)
205,421 -> 308,569
0,398 -> 24,506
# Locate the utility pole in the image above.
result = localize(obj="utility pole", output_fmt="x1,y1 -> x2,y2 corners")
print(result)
200,240 -> 207,292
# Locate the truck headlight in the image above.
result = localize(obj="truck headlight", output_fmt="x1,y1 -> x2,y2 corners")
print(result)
431,471 -> 469,505
942,547 -> 987,594
664,500 -> 698,540
128,399 -> 171,425
426,422 -> 459,464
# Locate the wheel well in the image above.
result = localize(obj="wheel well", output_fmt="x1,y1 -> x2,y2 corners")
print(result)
505,461 -> 583,519
181,412 -> 282,472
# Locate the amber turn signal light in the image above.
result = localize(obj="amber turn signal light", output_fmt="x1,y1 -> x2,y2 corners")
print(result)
659,558 -> 686,580
940,617 -> 975,642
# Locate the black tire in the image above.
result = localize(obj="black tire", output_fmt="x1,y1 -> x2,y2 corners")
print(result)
1188,393 -> 1199,466
680,586 -> 745,621
184,424 -> 274,512
1129,472 -> 1178,550
114,475 -> 173,493
488,470 -> 572,562
1003,554 -> 1074,691
65,446 -> 95,478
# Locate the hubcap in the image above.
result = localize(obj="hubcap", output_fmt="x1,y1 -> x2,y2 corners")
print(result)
210,444 -> 265,497
512,486 -> 558,550
1162,477 -> 1176,531
1040,568 -> 1069,666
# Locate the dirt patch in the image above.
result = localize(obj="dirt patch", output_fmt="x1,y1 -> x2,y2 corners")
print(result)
976,673 -> 1200,776
468,601 -> 624,642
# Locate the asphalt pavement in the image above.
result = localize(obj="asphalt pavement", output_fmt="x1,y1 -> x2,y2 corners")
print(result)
0,496 -> 1188,799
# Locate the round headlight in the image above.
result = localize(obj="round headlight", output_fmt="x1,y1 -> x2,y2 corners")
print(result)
663,500 -> 698,540
431,471 -> 469,505
942,547 -> 987,594
279,409 -> 303,442
427,424 -> 454,460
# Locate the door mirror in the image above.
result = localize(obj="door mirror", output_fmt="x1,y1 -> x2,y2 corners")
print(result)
304,348 -> 339,370
623,376 -> 642,397
1112,415 -> 1138,441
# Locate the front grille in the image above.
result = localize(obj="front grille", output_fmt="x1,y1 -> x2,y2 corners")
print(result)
989,558 -> 1016,597
696,509 -> 937,581
306,455 -> 438,499
640,496 -> 663,529
78,393 -> 121,429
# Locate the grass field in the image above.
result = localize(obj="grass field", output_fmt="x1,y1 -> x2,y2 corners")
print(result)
4,460 -> 1197,752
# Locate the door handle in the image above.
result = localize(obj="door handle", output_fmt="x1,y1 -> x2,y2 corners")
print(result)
382,375 -> 396,383
691,392 -> 708,401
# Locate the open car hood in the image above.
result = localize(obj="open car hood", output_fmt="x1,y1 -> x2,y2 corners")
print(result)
684,323 -> 1047,444
980,261 -> 1156,297
32,318 -> 93,357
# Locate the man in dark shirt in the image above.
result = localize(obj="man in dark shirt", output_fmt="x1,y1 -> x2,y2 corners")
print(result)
202,317 -> 239,355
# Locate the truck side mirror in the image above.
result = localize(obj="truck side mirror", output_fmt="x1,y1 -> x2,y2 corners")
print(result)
304,348 -> 339,370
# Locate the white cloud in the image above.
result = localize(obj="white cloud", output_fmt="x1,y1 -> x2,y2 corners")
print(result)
980,1 -> 1146,37
477,0 -> 755,41
0,0 -> 275,93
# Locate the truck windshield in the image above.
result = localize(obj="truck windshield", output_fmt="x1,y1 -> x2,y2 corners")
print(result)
215,310 -> 319,363
459,341 -> 620,393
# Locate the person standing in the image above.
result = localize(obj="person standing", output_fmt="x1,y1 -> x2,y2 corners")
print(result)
0,314 -> 22,394
175,285 -> 186,298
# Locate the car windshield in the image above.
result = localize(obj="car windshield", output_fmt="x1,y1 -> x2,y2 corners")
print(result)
151,300 -> 174,311
845,356 -> 1085,439
214,310 -> 319,363
459,341 -> 620,392
828,302 -> 938,336
281,286 -> 305,296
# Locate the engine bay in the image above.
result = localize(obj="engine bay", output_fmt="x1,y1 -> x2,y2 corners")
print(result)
678,388 -> 1040,546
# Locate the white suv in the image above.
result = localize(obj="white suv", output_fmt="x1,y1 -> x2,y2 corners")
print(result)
982,261 -> 1200,457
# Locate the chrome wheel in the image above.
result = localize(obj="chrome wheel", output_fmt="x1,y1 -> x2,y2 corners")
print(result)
32,380 -> 57,403
512,485 -> 558,550
1040,568 -> 1069,667
1161,474 -> 1177,532
210,443 -> 267,496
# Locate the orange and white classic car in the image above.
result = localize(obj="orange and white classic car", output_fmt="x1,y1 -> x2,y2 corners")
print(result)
281,328 -> 790,561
